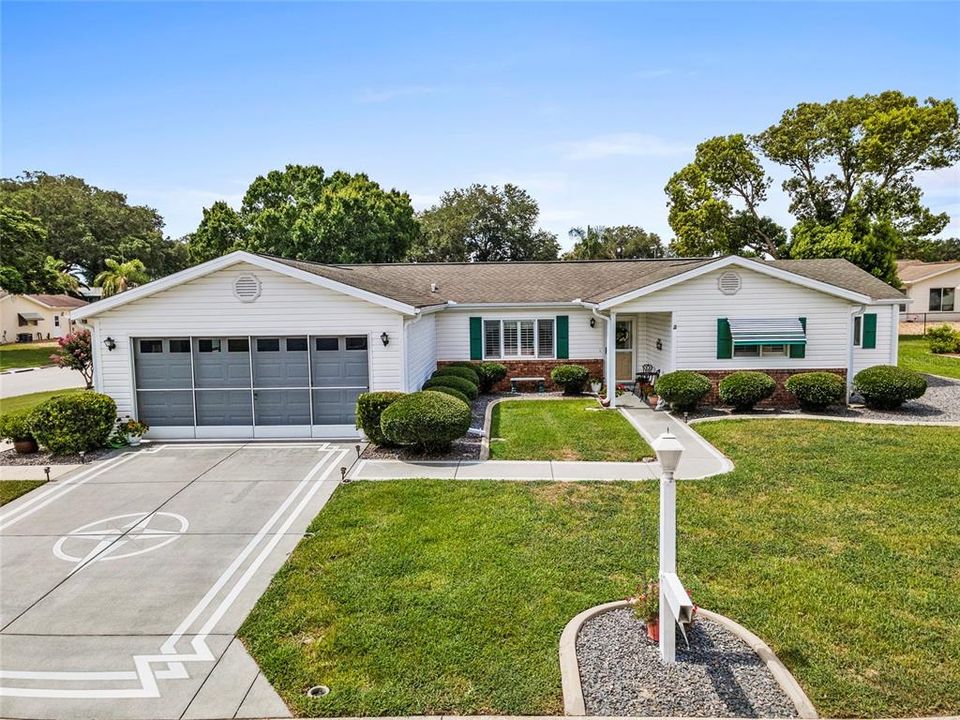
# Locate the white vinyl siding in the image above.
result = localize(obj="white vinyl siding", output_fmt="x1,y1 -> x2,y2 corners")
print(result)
437,308 -> 603,361
852,304 -> 898,374
90,263 -> 405,417
403,313 -> 437,391
901,267 -> 960,321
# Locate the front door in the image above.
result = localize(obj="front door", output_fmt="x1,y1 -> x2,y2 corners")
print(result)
615,319 -> 634,382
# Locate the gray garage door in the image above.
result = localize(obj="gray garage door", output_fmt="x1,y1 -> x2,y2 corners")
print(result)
133,335 -> 368,432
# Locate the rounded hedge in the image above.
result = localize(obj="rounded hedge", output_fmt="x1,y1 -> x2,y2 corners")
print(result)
785,372 -> 846,411
476,362 -> 507,393
927,324 -> 960,354
654,371 -> 712,411
424,386 -> 471,405
31,391 -> 116,455
433,365 -> 480,386
380,391 -> 471,452
854,365 -> 927,410
550,364 -> 590,395
718,371 -> 776,411
0,409 -> 36,442
356,391 -> 406,445
422,375 -> 479,400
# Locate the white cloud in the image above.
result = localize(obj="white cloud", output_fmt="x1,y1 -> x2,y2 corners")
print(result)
125,187 -> 244,238
558,133 -> 691,160
917,166 -> 960,197
634,68 -> 672,80
354,85 -> 440,104
478,171 -> 570,195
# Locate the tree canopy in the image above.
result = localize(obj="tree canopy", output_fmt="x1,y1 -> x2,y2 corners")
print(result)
566,225 -> 665,260
665,91 -> 960,283
408,184 -> 559,262
0,206 -> 82,294
187,165 -> 419,264
0,171 -> 186,280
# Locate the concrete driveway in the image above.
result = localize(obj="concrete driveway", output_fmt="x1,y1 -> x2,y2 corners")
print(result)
0,442 -> 354,720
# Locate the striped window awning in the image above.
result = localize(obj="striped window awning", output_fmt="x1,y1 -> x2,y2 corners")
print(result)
729,318 -> 806,346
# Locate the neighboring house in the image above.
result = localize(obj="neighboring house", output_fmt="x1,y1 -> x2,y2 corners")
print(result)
0,293 -> 88,344
897,259 -> 960,322
72,251 -> 904,440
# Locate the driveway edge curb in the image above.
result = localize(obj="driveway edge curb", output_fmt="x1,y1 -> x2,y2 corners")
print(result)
558,600 -> 818,719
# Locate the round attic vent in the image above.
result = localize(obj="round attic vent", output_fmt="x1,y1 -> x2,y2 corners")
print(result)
233,274 -> 262,302
717,271 -> 742,295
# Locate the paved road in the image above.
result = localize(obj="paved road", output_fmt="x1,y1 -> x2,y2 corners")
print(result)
0,442 -> 354,720
0,366 -> 85,399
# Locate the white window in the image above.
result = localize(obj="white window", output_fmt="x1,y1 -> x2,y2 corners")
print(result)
483,318 -> 555,359
54,315 -> 60,327
733,344 -> 786,358
930,287 -> 955,312
853,316 -> 862,347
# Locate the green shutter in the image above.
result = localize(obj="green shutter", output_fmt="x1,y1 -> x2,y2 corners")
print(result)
789,317 -> 806,359
469,317 -> 483,360
556,315 -> 569,359
862,313 -> 877,349
717,318 -> 732,359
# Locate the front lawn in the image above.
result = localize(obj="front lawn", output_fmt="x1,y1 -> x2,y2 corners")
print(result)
240,420 -> 960,718
489,398 -> 652,460
0,388 -> 84,415
0,342 -> 57,372
0,480 -> 46,506
899,335 -> 960,379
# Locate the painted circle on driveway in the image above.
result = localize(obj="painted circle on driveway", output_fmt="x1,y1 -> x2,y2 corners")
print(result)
53,511 -> 189,565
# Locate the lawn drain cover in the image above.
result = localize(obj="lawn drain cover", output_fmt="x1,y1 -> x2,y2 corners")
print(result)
306,685 -> 330,698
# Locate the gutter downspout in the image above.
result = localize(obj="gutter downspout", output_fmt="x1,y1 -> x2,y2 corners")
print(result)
847,305 -> 865,403
580,301 -> 616,407
401,309 -> 424,392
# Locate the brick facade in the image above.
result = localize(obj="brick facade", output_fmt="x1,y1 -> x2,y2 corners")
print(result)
691,368 -> 847,408
438,358 -> 605,392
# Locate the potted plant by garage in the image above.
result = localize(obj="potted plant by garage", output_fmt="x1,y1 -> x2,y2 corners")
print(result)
590,377 -> 603,395
118,416 -> 149,446
0,409 -> 39,454
631,579 -> 660,642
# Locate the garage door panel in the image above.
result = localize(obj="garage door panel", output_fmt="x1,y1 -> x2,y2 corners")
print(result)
254,389 -> 311,425
252,337 -> 309,388
137,390 -> 194,426
195,390 -> 253,426
134,339 -> 192,389
312,388 -> 362,425
193,338 -> 251,388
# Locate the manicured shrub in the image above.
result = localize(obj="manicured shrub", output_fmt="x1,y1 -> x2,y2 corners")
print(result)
654,371 -> 712,411
422,375 -> 479,400
718,371 -> 776,411
31,391 -> 116,455
433,365 -> 480,386
550,364 -> 590,395
380,391 -> 471,452
475,362 -> 507,393
926,324 -> 960,354
0,409 -> 37,442
854,365 -> 927,410
424,386 -> 471,405
356,391 -> 406,445
785,372 -> 846,411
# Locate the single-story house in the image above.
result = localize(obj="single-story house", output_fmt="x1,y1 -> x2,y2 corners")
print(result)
72,251 -> 904,440
0,293 -> 88,344
897,259 -> 960,323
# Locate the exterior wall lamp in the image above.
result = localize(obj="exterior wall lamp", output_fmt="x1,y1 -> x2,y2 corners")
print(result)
103,336 -> 117,351
589,317 -> 596,328
380,332 -> 389,347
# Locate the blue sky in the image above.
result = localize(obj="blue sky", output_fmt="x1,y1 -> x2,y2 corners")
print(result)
3,2 -> 959,250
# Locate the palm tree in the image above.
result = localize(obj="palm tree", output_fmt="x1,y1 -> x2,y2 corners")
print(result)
42,256 -> 81,293
94,259 -> 150,297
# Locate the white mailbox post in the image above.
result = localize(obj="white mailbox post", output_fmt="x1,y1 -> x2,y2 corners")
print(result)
652,429 -> 693,664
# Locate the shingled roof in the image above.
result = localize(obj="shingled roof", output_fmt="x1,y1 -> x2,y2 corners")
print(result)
265,255 -> 904,307
895,259 -> 960,284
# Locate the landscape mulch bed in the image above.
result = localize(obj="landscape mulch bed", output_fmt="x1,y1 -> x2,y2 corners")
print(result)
0,447 -> 118,466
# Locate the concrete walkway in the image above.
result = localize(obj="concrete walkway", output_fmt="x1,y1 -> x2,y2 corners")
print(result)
350,405 -> 732,482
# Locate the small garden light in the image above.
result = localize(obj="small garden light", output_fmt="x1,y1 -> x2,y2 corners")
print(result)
380,332 -> 389,347
78,451 -> 86,464
44,466 -> 51,482
652,430 -> 683,476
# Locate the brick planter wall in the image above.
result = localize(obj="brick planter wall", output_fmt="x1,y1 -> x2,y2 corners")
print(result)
691,368 -> 847,408
438,359 -> 605,392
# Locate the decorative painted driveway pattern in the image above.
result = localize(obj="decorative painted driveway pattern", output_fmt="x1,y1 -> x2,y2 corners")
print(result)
0,442 -> 353,720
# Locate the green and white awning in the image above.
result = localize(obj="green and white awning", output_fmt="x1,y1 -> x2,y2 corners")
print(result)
729,318 -> 806,346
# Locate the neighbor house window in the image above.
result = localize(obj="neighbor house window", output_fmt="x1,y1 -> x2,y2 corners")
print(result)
483,318 -> 555,359
930,287 -> 955,312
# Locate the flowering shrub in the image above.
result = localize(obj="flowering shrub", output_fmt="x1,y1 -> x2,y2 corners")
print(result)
50,329 -> 93,389
118,416 -> 149,437
630,579 -> 660,622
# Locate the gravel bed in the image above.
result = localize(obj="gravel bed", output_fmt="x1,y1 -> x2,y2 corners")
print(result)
0,446 -> 118,466
577,608 -> 798,718
360,393 -> 501,461
686,375 -> 960,425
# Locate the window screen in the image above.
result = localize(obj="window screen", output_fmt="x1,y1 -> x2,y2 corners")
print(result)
484,320 -> 501,358
139,339 -> 163,354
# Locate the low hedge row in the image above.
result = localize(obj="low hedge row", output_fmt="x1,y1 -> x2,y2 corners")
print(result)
423,375 -> 478,400
380,391 -> 471,452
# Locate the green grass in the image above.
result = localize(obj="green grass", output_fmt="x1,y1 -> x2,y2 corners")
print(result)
899,335 -> 960,379
240,420 -> 960,718
489,399 -> 653,461
0,388 -> 84,415
0,342 -> 57,372
0,480 -> 46,506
